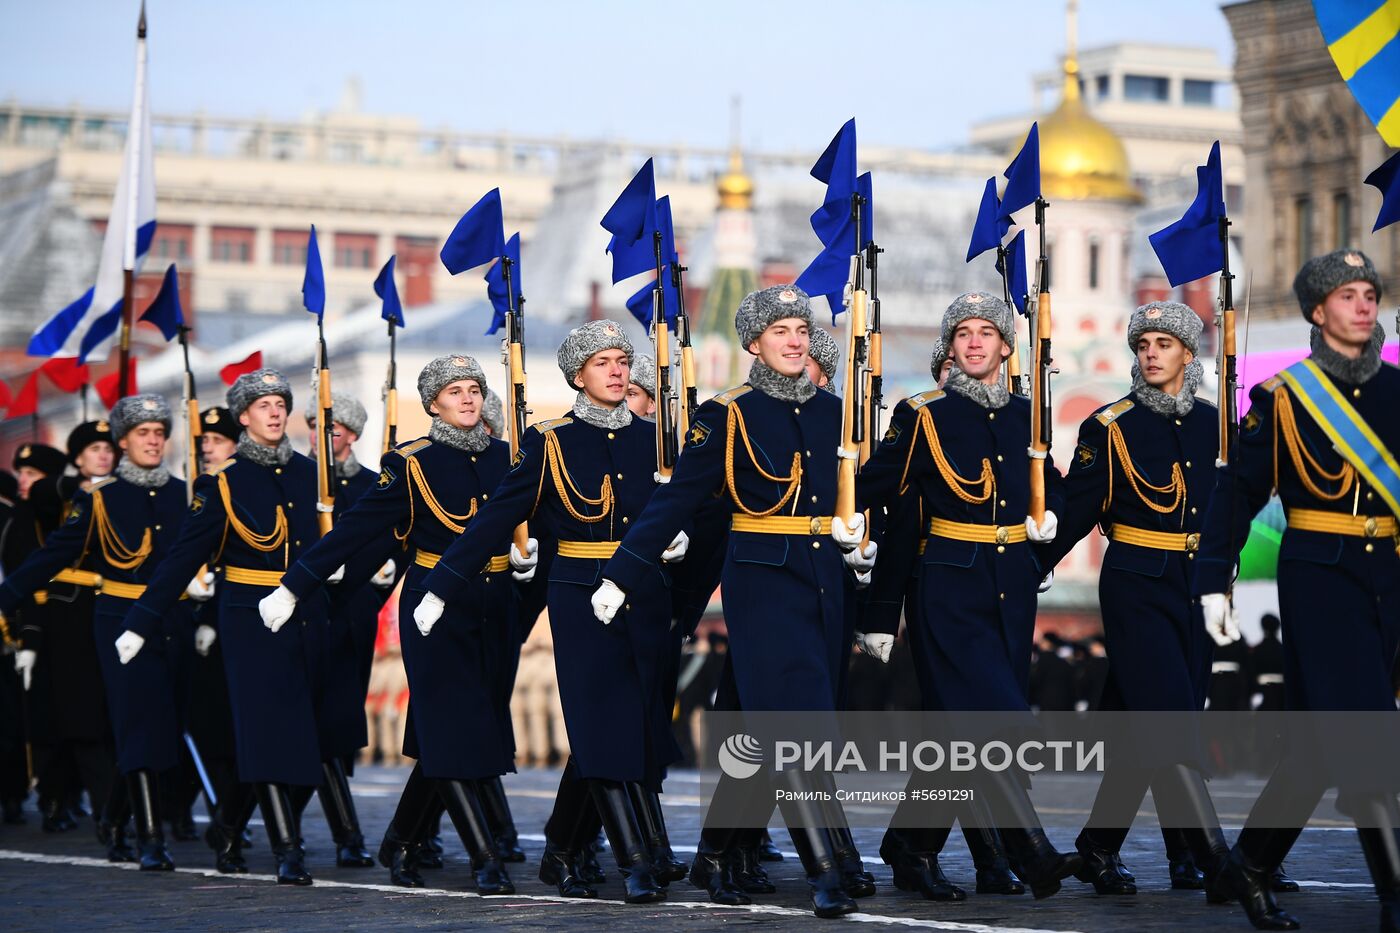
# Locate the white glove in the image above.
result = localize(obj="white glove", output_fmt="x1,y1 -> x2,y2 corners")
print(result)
591,579 -> 626,625
258,585 -> 297,633
1038,570 -> 1055,594
510,537 -> 539,583
115,630 -> 145,665
1201,593 -> 1240,647
661,530 -> 690,563
831,513 -> 866,551
1025,510 -> 1058,544
14,649 -> 35,691
327,565 -> 345,585
842,539 -> 877,574
185,570 -> 216,602
371,560 -> 396,588
414,592 -> 445,636
856,631 -> 894,663
854,568 -> 873,589
194,624 -> 217,657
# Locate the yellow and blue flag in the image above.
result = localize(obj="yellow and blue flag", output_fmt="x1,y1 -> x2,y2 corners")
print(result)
1314,0 -> 1400,145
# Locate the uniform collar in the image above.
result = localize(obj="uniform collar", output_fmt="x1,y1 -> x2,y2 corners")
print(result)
1130,359 -> 1202,418
429,417 -> 491,452
943,366 -> 1010,409
747,359 -> 816,403
115,459 -> 171,489
237,432 -> 293,467
335,449 -> 362,479
572,392 -> 633,430
1308,323 -> 1384,385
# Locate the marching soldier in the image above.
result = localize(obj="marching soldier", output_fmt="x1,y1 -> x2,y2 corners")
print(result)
481,388 -> 507,438
626,354 -> 657,420
419,321 -> 685,905
857,292 -> 1080,899
806,325 -> 840,392
592,286 -> 877,918
262,355 -> 519,895
1195,250 -> 1400,932
0,397 -> 190,870
1038,302 -> 1251,900
121,369 -> 331,886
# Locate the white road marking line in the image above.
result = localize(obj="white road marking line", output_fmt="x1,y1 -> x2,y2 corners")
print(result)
0,848 -> 1085,933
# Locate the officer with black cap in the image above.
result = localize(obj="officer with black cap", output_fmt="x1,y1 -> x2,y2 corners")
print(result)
198,407 -> 239,468
1195,249 -> 1400,932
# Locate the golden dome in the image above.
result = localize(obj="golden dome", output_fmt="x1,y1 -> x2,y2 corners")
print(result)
1032,61 -> 1142,204
717,148 -> 754,211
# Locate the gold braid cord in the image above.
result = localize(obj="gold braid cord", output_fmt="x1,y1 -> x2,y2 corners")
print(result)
395,455 -> 478,543
215,472 -> 289,565
543,431 -> 613,526
1104,422 -> 1186,518
0,612 -> 14,649
89,489 -> 153,570
902,407 -> 994,504
725,403 -> 803,517
1272,387 -> 1354,501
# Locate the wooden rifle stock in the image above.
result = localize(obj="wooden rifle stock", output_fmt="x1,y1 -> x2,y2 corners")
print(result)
836,285 -> 868,524
315,356 -> 334,536
1028,291 -> 1052,524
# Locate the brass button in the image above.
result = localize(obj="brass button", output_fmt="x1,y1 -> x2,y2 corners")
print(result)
622,516 -> 629,524
607,432 -> 615,439
1190,507 -> 1198,515
295,539 -> 302,547
1366,543 -> 1375,553
1367,491 -> 1375,501
340,479 -> 347,486
1188,553 -> 1196,560
275,468 -> 282,475
484,575 -> 491,582
988,412 -> 996,420
811,495 -> 819,503
155,524 -> 162,531
482,493 -> 489,500
996,545 -> 1005,554
471,456 -> 477,462
624,603 -> 631,611
149,490 -> 156,497
287,502 -> 295,509
812,541 -> 821,549
996,455 -> 1004,462
1353,388 -> 1361,399
999,592 -> 1005,600
793,408 -> 800,414
1185,461 -> 1192,468
1175,419 -> 1182,426
616,473 -> 623,480
805,450 -> 811,457
999,499 -> 1007,507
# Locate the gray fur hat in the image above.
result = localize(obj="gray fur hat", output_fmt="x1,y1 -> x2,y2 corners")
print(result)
735,284 -> 814,348
1127,301 -> 1203,356
1293,249 -> 1384,322
305,391 -> 368,436
109,394 -> 172,440
417,354 -> 488,415
629,353 -> 657,398
481,388 -> 506,437
929,337 -> 949,380
556,319 -> 633,388
940,291 -> 1015,346
808,325 -> 840,384
227,368 -> 293,418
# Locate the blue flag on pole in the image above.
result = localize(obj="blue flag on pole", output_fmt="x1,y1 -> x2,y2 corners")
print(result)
998,123 -> 1041,222
139,264 -> 183,340
796,172 -> 873,323
967,177 -> 1011,262
484,233 -> 521,335
1365,150 -> 1400,232
997,229 -> 1030,314
303,225 -> 325,317
1314,0 -> 1400,146
808,119 -> 859,246
441,188 -> 506,275
374,255 -> 404,328
623,197 -> 682,328
602,160 -> 659,284
1148,141 -> 1226,287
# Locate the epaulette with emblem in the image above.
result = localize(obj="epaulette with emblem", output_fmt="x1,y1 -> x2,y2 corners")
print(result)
209,457 -> 237,475
1260,376 -> 1284,392
908,390 -> 945,410
713,385 -> 753,407
534,417 -> 573,433
1095,399 -> 1135,426
395,438 -> 431,456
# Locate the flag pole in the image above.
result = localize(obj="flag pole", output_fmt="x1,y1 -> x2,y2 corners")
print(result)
117,3 -> 148,393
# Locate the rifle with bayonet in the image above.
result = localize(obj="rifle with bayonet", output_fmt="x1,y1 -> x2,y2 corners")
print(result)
177,323 -> 201,502
835,191 -> 872,524
652,231 -> 679,482
1027,197 -> 1054,524
1216,215 -> 1238,468
499,256 -> 532,553
672,257 -> 698,447
314,321 -> 335,536
861,240 -> 884,466
382,319 -> 398,456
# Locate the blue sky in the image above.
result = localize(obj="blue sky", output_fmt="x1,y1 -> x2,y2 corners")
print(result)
3,0 -> 1236,151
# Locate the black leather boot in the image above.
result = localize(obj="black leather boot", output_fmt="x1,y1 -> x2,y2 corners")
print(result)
127,770 -> 174,871
539,841 -> 597,898
590,780 -> 665,904
258,783 -> 312,886
419,802 -> 445,868
377,827 -> 426,888
205,784 -> 256,874
1073,832 -> 1137,895
479,776 -> 525,862
1223,828 -> 1302,930
1352,796 -> 1400,933
97,786 -> 135,863
982,770 -> 1079,899
1270,863 -> 1300,893
879,828 -> 965,901
438,779 -> 515,895
733,829 -> 777,894
789,826 -> 858,918
964,822 -> 1024,894
628,784 -> 687,884
318,759 -> 374,867
41,796 -> 75,833
688,829 -> 750,905
1152,765 -> 1233,904
378,764 -> 433,887
830,825 -> 876,898
756,828 -> 784,861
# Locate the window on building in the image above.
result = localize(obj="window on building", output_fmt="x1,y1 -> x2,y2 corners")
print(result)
1333,192 -> 1352,249
152,224 -> 193,263
210,226 -> 255,264
1183,79 -> 1215,106
1123,74 -> 1170,103
334,232 -> 376,269
272,229 -> 308,266
1095,74 -> 1110,100
1295,197 -> 1313,268
1088,239 -> 1101,290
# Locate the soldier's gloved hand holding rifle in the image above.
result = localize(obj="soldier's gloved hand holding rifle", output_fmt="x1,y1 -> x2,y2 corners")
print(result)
855,631 -> 893,663
510,537 -> 538,582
